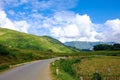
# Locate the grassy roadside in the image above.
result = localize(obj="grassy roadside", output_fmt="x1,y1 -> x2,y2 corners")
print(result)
50,57 -> 81,80
1,45 -> 120,73
51,53 -> 120,80
1,50 -> 120,72
0,47 -> 60,72
0,45 -> 77,72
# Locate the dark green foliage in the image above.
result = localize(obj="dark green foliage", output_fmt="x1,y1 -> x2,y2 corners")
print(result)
0,44 -> 9,56
113,44 -> 120,50
0,64 -> 9,71
93,43 -> 120,51
47,49 -> 53,52
59,59 -> 75,76
92,72 -> 103,80
93,44 -> 113,51
52,58 -> 81,80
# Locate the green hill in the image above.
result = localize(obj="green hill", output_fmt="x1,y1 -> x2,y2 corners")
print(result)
0,28 -> 78,53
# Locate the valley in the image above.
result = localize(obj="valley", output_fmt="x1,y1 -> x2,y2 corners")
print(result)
0,0 -> 120,80
0,28 -> 120,80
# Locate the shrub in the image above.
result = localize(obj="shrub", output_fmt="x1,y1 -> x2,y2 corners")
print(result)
0,44 -> 10,56
92,72 -> 103,80
0,64 -> 9,71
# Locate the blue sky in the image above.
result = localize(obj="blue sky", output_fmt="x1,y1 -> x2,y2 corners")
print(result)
0,0 -> 120,43
73,0 -> 120,23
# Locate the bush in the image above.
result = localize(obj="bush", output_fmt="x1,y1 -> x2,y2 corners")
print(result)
0,44 -> 10,56
53,58 -> 81,79
0,64 -> 9,71
92,72 -> 103,80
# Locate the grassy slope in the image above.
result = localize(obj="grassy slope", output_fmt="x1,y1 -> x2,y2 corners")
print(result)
0,44 -> 57,71
0,28 -> 79,71
0,28 -> 78,53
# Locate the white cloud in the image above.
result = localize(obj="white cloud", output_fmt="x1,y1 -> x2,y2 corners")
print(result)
0,8 -> 120,43
0,10 -> 17,30
0,10 -> 30,33
54,11 -> 75,23
30,0 -> 79,11
102,19 -> 120,43
50,11 -> 120,43
0,0 -> 79,12
51,12 -> 100,42
105,19 -> 120,33
51,24 -> 79,38
14,21 -> 30,33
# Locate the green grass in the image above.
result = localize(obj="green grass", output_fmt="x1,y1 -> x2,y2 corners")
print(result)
0,28 -> 120,78
0,28 -> 79,53
0,43 -> 120,72
0,48 -> 58,71
71,51 -> 120,56
0,28 -> 79,71
51,55 -> 120,80
51,58 -> 81,80
0,44 -> 63,71
74,56 -> 120,80
75,56 -> 120,75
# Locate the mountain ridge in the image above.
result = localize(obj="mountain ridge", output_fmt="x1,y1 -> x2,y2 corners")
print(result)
64,41 -> 115,50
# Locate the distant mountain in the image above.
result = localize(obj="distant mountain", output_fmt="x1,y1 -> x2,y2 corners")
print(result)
64,41 -> 115,50
0,28 -> 78,53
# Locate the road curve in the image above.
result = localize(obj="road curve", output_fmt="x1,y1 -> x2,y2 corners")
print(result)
0,58 -> 58,80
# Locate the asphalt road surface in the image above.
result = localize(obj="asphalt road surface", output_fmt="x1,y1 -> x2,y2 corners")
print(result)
0,58 -> 58,80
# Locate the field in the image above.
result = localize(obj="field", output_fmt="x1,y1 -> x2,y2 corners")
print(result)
75,56 -> 120,80
51,55 -> 120,80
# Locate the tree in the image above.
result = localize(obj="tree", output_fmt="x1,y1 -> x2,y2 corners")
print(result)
93,44 -> 112,51
93,43 -> 120,51
113,44 -> 120,50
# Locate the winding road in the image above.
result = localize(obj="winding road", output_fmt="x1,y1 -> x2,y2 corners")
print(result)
0,58 -> 58,80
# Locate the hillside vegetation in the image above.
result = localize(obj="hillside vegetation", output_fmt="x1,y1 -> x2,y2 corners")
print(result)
0,28 -> 78,53
0,44 -> 58,71
0,28 -> 79,71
